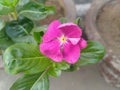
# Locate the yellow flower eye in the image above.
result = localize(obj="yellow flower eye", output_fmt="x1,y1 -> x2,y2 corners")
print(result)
59,35 -> 67,43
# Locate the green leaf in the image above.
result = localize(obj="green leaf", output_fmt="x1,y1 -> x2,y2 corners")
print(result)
10,72 -> 49,90
48,67 -> 61,77
54,61 -> 70,71
0,0 -> 19,15
48,61 -> 70,77
74,17 -> 81,25
0,29 -> 14,50
0,0 -> 19,6
33,31 -> 44,43
0,3 -> 14,15
17,0 -> 30,7
18,1 -> 55,20
12,35 -> 37,45
0,19 -> 5,30
32,26 -> 47,43
74,17 -> 84,28
18,16 -> 34,32
5,17 -> 34,39
76,41 -> 105,66
3,43 -> 52,74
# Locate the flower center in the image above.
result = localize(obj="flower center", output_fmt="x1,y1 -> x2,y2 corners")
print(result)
59,35 -> 67,43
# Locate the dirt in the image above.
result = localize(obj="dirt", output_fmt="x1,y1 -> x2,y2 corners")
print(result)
97,1 -> 120,56
40,0 -> 65,25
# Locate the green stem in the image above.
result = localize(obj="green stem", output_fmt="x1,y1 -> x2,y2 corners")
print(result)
13,7 -> 18,20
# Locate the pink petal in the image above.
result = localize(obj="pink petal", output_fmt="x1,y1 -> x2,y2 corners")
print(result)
79,38 -> 87,49
68,38 -> 80,45
40,40 -> 63,62
43,20 -> 61,42
63,42 -> 80,64
58,23 -> 82,38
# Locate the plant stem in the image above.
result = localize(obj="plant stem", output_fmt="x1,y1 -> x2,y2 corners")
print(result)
13,7 -> 18,20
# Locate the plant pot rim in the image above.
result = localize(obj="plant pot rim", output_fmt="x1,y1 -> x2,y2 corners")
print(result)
85,0 -> 120,59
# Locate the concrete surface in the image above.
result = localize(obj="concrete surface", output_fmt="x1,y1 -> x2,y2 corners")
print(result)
0,64 -> 119,90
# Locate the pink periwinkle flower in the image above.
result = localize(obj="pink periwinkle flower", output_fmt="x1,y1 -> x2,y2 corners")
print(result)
39,20 -> 87,64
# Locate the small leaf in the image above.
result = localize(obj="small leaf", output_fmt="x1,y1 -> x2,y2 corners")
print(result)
48,67 -> 61,77
33,31 -> 44,43
18,2 -> 55,20
3,43 -> 52,74
32,26 -> 47,43
54,61 -> 70,71
74,17 -> 81,25
76,41 -> 105,66
48,61 -> 70,77
74,17 -> 84,27
10,73 -> 49,90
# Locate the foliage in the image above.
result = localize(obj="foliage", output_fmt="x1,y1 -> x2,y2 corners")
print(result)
0,0 -> 105,90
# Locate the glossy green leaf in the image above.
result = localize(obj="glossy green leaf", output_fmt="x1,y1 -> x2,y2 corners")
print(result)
76,41 -> 105,66
33,31 -> 44,43
18,2 -> 55,20
12,35 -> 37,45
32,26 -> 47,43
18,16 -> 34,32
5,17 -> 34,39
3,43 -> 52,74
10,73 -> 49,90
0,29 -> 14,49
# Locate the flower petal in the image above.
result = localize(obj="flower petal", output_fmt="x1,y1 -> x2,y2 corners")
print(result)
40,40 -> 63,62
58,23 -> 82,38
43,20 -> 61,42
79,38 -> 87,49
68,38 -> 80,45
63,42 -> 80,64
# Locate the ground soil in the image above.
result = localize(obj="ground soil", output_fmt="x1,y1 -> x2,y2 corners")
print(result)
97,1 -> 120,56
40,0 -> 65,25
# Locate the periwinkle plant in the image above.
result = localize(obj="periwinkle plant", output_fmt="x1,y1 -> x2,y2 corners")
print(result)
0,0 -> 105,90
